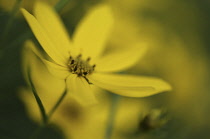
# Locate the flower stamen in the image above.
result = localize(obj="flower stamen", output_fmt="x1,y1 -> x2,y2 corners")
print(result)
68,54 -> 95,78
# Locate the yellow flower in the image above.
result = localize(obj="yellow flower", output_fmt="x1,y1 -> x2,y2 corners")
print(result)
21,1 -> 171,105
20,41 -> 154,139
20,41 -> 109,138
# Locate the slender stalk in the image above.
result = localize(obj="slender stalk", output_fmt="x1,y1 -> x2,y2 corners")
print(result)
0,0 -> 22,44
105,95 -> 120,139
28,69 -> 47,124
28,72 -> 68,139
47,87 -> 67,121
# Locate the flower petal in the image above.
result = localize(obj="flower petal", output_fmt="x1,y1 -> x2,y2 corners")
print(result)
43,60 -> 70,79
21,8 -> 66,65
25,40 -> 70,79
22,41 -> 66,106
34,1 -> 73,59
95,42 -> 147,72
88,73 -> 172,97
66,74 -> 97,106
73,5 -> 114,60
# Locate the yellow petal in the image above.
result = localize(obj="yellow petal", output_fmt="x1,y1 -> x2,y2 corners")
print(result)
24,40 -> 44,59
73,5 -> 114,60
24,40 -> 70,79
88,73 -> 172,97
43,60 -> 70,79
21,8 -> 66,65
34,1 -> 73,59
22,41 -> 66,103
66,74 -> 97,106
96,42 -> 147,72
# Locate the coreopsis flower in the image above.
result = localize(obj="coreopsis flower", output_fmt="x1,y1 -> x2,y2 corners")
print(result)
21,41 -> 165,139
21,1 -> 171,105
20,41 -> 111,138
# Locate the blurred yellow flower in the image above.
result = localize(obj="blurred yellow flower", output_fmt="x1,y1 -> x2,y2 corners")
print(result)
108,0 -> 209,128
21,1 -> 171,105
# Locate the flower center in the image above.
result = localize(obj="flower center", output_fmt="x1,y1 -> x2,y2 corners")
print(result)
68,54 -> 96,77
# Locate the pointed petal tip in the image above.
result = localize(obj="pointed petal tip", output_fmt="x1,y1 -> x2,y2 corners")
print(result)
96,41 -> 149,72
89,73 -> 172,98
94,4 -> 112,13
21,8 -> 29,16
93,4 -> 114,24
163,81 -> 173,91
73,4 -> 114,59
153,79 -> 172,94
34,0 -> 53,15
35,0 -> 48,7
20,8 -> 25,12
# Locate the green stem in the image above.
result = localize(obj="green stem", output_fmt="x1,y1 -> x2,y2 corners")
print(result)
28,71 -> 68,138
28,69 -> 47,124
0,0 -> 22,44
47,87 -> 67,121
105,94 -> 120,139
54,0 -> 71,12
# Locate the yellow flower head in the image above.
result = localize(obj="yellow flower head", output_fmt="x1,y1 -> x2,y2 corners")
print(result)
21,1 -> 171,105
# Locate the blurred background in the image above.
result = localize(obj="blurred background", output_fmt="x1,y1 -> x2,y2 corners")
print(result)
0,0 -> 210,139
